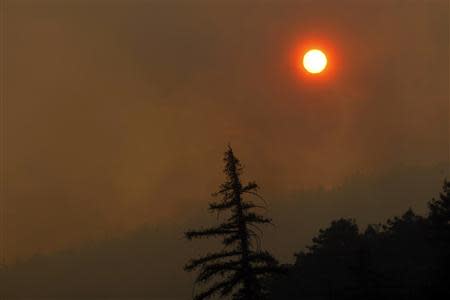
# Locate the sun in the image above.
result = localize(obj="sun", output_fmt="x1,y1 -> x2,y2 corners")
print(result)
303,49 -> 328,74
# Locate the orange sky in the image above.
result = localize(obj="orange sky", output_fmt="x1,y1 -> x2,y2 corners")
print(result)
0,0 -> 448,260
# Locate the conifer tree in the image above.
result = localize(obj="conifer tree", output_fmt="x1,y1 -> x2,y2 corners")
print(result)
428,180 -> 450,228
427,180 -> 450,292
184,146 -> 281,300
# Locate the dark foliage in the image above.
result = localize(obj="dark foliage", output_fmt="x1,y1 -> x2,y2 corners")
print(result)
427,180 -> 450,296
1,165 -> 445,299
268,180 -> 450,300
185,146 -> 283,300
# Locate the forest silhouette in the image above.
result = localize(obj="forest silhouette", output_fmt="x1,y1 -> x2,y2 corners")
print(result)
268,187 -> 450,299
0,0 -> 447,298
184,148 -> 450,299
0,152 -> 449,299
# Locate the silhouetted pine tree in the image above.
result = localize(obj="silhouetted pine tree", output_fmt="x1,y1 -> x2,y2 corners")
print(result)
427,180 -> 450,295
428,180 -> 450,231
184,146 -> 282,300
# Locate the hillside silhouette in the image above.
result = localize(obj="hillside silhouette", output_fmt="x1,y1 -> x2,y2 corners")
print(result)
0,163 -> 447,298
268,182 -> 450,299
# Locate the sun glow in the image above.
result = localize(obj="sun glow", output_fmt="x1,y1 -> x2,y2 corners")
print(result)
303,49 -> 328,74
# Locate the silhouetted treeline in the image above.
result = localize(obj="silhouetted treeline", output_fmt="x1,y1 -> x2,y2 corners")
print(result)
268,181 -> 450,300
0,164 -> 447,299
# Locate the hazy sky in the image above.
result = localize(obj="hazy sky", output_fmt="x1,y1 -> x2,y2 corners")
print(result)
1,0 -> 449,260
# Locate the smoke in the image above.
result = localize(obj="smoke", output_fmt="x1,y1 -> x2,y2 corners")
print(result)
3,0 -> 449,260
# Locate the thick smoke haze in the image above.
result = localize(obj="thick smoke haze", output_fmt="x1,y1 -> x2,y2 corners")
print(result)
1,0 -> 448,262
